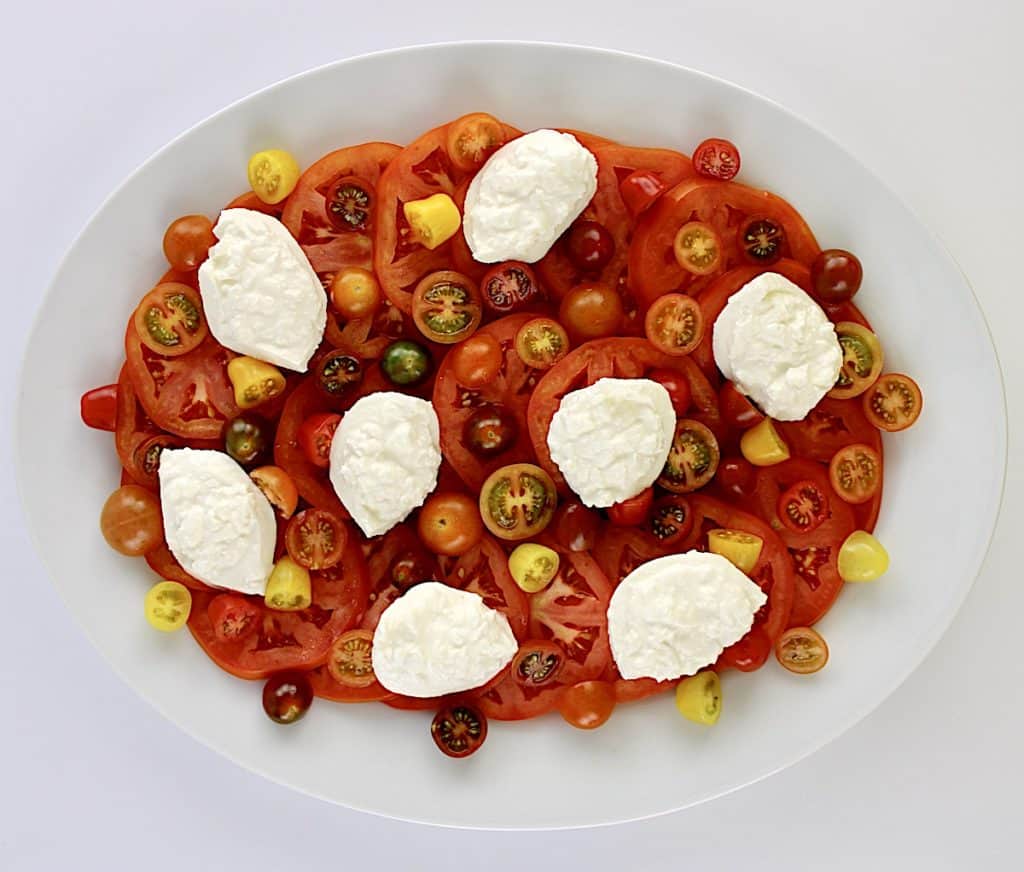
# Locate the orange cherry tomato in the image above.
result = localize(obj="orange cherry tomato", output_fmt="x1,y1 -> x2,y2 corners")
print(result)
100,485 -> 164,556
559,680 -> 616,730
417,492 -> 484,556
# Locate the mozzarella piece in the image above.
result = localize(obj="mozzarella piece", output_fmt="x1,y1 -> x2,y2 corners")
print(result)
607,552 -> 767,681
463,129 -> 598,263
372,582 -> 518,697
546,377 -> 675,508
329,392 -> 441,538
712,271 -> 842,421
198,208 -> 327,372
158,448 -> 276,595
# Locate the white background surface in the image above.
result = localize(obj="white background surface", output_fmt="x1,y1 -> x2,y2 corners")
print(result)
3,0 -> 1020,868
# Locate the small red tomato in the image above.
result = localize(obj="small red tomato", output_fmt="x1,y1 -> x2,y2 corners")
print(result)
552,500 -> 601,552
716,457 -> 757,498
297,413 -> 341,469
565,221 -> 615,272
619,170 -> 667,216
80,384 -> 118,431
262,671 -> 314,724
607,488 -> 654,526
719,381 -> 764,430
721,626 -> 772,672
648,368 -> 692,416
811,249 -> 863,304
693,137 -> 741,181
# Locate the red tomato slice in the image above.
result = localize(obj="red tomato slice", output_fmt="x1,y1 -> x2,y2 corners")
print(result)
280,143 -> 400,281
750,458 -> 857,627
630,178 -> 821,308
187,536 -> 370,679
444,534 -> 530,640
537,138 -> 693,332
358,525 -> 445,631
775,396 -> 883,464
373,119 -> 521,314
475,542 -> 613,720
432,313 -> 540,491
145,542 -> 209,591
308,665 -> 395,703
527,337 -> 720,494
224,189 -> 285,218
592,524 -> 668,585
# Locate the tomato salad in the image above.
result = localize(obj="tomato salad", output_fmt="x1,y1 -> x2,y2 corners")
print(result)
84,114 -> 920,758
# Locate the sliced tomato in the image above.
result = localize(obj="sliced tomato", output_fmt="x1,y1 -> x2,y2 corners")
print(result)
81,383 -> 119,431
280,142 -> 400,281
373,119 -> 521,314
750,458 -> 857,627
432,314 -> 540,490
777,479 -> 831,534
538,139 -> 692,333
124,322 -> 239,441
592,525 -> 667,585
132,283 -> 208,357
527,337 -> 720,494
775,395 -> 883,463
630,178 -> 821,308
145,542 -> 208,591
475,541 -> 613,720
829,443 -> 883,505
285,508 -> 348,571
224,189 -> 285,218
862,373 -> 923,432
187,536 -> 370,679
359,525 -> 444,631
444,535 -> 530,639
308,664 -> 394,704
644,293 -> 704,356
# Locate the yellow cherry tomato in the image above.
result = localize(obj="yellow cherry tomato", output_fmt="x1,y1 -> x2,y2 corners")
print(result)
144,581 -> 192,632
508,543 -> 560,593
740,417 -> 790,467
707,528 -> 763,574
247,149 -> 301,204
265,556 -> 312,611
838,530 -> 889,582
675,671 -> 721,725
330,267 -> 381,319
403,193 -> 461,250
227,356 -> 286,409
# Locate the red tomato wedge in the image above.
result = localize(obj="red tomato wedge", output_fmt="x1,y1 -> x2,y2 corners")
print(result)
630,178 -> 821,308
527,337 -> 720,494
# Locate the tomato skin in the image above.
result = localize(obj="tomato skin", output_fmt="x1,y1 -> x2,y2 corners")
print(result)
566,220 -> 615,272
449,334 -> 502,387
715,456 -> 757,498
619,169 -> 667,216
811,249 -> 862,304
297,413 -> 340,469
417,492 -> 484,557
608,488 -> 654,527
559,680 -> 616,730
100,485 -> 164,556
559,283 -> 624,342
551,500 -> 601,552
81,384 -> 118,431
722,625 -> 772,672
693,138 -> 740,181
250,466 -> 299,519
263,672 -> 314,724
719,381 -> 764,431
648,368 -> 692,416
207,594 -> 260,643
162,215 -> 216,272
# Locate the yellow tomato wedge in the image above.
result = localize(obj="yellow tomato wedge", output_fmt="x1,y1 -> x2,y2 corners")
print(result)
707,528 -> 763,574
227,356 -> 286,409
265,556 -> 312,611
838,530 -> 889,582
247,149 -> 300,204
740,418 -> 790,466
403,193 -> 461,250
675,671 -> 721,725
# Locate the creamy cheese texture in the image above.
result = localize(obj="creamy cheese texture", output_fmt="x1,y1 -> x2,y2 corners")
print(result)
607,552 -> 768,681
198,208 -> 327,371
712,271 -> 842,421
158,448 -> 277,595
463,129 -> 598,263
372,582 -> 518,697
547,377 -> 676,508
329,392 -> 441,538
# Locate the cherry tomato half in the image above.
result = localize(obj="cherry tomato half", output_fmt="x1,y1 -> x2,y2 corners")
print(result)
673,221 -> 722,276
207,594 -> 260,643
659,420 -> 720,493
608,488 -> 654,526
829,444 -> 882,505
648,368 -> 692,416
479,463 -> 558,541
811,249 -> 863,305
862,374 -> 923,432
512,640 -> 565,688
250,466 -> 299,519
559,283 -> 624,342
325,176 -> 373,231
327,629 -> 377,688
412,270 -> 482,345
417,492 -> 484,557
450,334 -> 502,388
431,703 -> 488,758
830,322 -> 884,400
162,214 -> 216,272
81,384 -> 118,431
559,680 -> 616,730
740,216 -> 785,264
775,627 -> 829,674
692,137 -> 740,181
297,412 -> 340,469
515,317 -> 570,369
285,508 -> 347,570
446,112 -> 506,173
480,261 -> 542,313
619,169 -> 668,216
777,479 -> 830,534
649,495 -> 693,545
645,293 -> 704,356
132,283 -> 208,357
314,350 -> 363,399
463,405 -> 519,458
